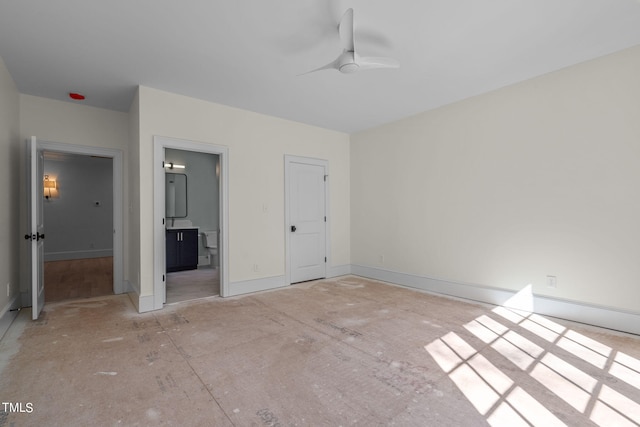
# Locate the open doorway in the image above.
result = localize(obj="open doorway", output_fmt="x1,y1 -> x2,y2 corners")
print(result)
42,151 -> 114,302
26,138 -> 124,319
153,136 -> 229,309
164,148 -> 220,303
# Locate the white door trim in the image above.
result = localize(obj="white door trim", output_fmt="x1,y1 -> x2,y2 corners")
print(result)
36,139 -> 125,295
284,155 -> 330,285
153,136 -> 229,310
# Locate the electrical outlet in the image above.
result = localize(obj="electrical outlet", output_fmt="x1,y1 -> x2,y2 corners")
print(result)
379,255 -> 384,264
6,282 -> 10,297
253,264 -> 259,272
546,275 -> 557,288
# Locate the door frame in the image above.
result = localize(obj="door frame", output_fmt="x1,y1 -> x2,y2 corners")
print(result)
153,136 -> 229,309
34,139 -> 125,295
284,155 -> 330,285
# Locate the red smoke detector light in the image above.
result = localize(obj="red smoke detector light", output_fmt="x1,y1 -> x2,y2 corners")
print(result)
69,92 -> 85,100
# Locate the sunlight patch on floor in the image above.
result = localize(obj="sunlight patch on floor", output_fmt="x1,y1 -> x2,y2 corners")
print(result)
425,284 -> 640,426
611,351 -> 640,390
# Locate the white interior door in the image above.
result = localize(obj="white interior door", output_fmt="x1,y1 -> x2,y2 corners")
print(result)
27,136 -> 45,320
288,159 -> 327,283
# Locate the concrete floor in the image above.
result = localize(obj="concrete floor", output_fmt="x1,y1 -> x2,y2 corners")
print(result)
1,276 -> 639,426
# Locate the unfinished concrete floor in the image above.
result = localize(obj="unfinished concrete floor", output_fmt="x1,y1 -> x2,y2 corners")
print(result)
1,276 -> 639,426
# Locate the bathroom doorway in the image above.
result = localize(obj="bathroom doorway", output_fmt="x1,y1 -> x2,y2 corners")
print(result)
164,148 -> 220,303
153,136 -> 229,309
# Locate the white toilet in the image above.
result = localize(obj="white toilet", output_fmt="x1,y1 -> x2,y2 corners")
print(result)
203,230 -> 218,267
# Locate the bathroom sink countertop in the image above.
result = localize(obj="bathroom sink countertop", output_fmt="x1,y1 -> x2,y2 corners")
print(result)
166,219 -> 198,230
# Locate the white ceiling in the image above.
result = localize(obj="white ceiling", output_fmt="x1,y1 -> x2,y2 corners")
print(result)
1,0 -> 640,133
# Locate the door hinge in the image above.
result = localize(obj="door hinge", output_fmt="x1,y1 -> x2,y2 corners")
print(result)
324,257 -> 327,263
324,216 -> 326,222
162,218 -> 165,225
162,274 -> 165,282
162,160 -> 165,168
324,175 -> 328,182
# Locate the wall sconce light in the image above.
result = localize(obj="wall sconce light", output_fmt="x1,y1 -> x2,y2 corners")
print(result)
164,162 -> 186,170
43,175 -> 57,199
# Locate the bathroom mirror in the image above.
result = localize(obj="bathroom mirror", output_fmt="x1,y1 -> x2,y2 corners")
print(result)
166,173 -> 187,218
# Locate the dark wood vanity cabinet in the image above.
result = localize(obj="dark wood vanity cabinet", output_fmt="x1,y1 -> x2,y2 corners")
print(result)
166,228 -> 198,272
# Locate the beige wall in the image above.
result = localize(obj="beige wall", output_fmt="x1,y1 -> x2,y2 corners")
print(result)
135,86 -> 351,297
0,56 -> 20,314
19,95 -> 131,291
20,95 -> 130,150
351,45 -> 640,312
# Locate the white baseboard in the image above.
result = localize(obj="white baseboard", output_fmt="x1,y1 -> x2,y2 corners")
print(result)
228,266 -> 351,297
531,296 -> 640,335
228,275 -> 287,297
327,264 -> 351,278
352,264 -> 640,336
45,249 -> 113,262
0,294 -> 21,341
127,291 -> 155,313
224,267 -> 351,298
137,294 -> 155,313
126,279 -> 156,314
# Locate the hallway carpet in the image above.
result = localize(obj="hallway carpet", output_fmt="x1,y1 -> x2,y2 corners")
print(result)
1,276 -> 639,426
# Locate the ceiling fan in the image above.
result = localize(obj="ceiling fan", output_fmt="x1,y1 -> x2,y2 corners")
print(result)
302,8 -> 399,75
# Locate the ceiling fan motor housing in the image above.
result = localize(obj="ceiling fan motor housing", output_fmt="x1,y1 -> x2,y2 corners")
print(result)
338,51 -> 359,73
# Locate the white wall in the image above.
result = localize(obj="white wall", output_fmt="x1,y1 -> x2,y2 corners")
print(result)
351,45 -> 640,313
135,86 -> 350,297
0,56 -> 20,328
19,95 -> 130,291
43,154 -> 113,260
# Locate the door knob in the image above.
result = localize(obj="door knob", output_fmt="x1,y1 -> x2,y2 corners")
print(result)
37,232 -> 45,241
24,233 -> 36,240
291,225 -> 297,232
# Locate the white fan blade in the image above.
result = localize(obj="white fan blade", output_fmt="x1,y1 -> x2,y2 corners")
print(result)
357,56 -> 399,70
338,8 -> 355,52
299,57 -> 340,75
